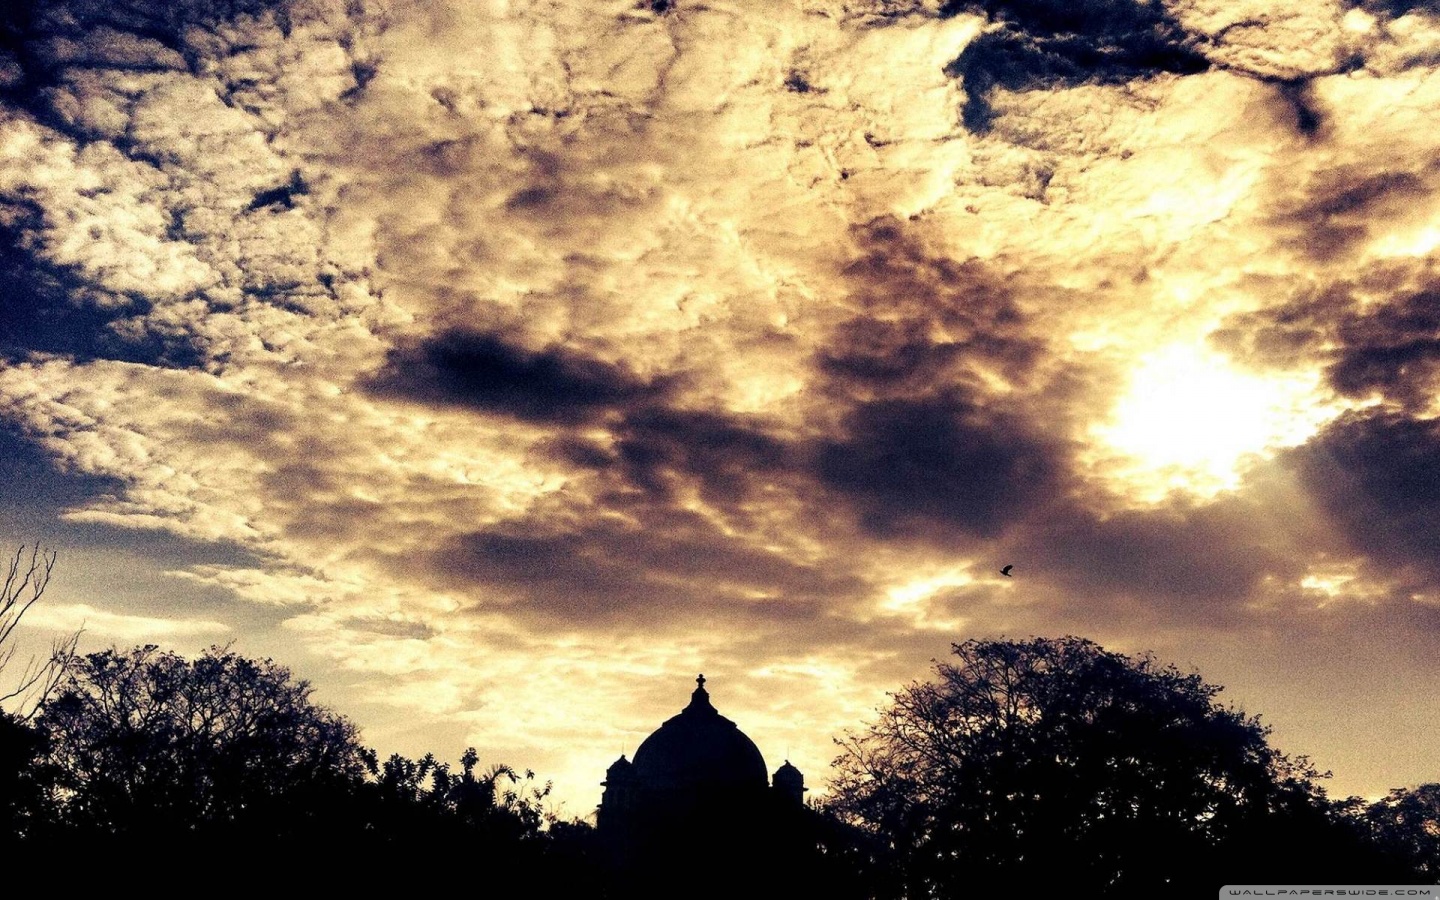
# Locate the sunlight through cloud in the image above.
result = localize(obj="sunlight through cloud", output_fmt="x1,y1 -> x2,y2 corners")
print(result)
1092,342 -> 1337,500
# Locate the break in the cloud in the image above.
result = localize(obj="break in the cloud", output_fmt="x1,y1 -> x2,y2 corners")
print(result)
20,601 -> 229,641
3,0 -> 1440,810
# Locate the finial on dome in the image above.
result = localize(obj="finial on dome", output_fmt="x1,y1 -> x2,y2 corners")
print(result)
686,672 -> 714,713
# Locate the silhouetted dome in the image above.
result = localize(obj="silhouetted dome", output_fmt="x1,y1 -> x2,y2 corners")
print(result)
630,675 -> 767,792
606,755 -> 634,779
773,760 -> 803,787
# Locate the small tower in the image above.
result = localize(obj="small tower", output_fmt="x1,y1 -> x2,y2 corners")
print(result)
772,760 -> 806,806
598,754 -> 636,831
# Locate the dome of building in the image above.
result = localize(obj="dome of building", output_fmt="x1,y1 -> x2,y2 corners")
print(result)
606,755 -> 634,778
630,675 -> 768,793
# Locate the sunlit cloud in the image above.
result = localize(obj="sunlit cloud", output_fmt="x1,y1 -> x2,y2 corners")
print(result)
21,603 -> 230,641
1091,341 -> 1343,500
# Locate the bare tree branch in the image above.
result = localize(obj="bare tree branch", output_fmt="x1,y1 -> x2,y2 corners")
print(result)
0,545 -> 55,645
0,544 -> 79,720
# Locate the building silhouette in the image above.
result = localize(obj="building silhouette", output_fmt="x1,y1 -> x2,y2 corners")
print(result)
597,675 -> 810,894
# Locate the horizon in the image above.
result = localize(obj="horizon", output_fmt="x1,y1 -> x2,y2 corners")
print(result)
3,0 -> 1439,817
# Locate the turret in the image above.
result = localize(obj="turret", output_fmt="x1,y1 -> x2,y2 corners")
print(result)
772,760 -> 805,806
598,754 -> 636,832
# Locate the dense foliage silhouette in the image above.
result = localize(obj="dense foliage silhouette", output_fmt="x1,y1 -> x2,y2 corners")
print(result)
1360,783 -> 1440,881
7,643 -> 598,884
37,644 -> 368,843
827,636 -> 1423,896
1,634 -> 1433,894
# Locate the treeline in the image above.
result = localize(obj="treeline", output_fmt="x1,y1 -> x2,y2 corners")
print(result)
2,639 -> 1435,896
0,644 -> 602,887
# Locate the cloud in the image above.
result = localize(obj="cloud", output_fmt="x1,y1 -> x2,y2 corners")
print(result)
1168,0 -> 1357,82
0,407 -> 125,521
1214,268 -> 1440,411
802,217 -> 1075,539
815,393 -> 1065,538
4,0 -> 1440,813
21,602 -> 229,640
1017,495 -> 1305,625
1282,410 -> 1440,581
944,0 -> 1210,130
595,405 -> 795,505
367,328 -> 675,425
0,0 -> 382,378
1275,165 -> 1439,261
435,510 -> 859,630
822,218 -> 1044,389
1351,1 -> 1440,20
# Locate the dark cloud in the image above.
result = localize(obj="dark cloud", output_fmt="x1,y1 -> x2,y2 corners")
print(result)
814,392 -> 1064,539
607,407 -> 792,504
1214,273 -> 1440,411
1349,0 -> 1440,18
365,329 -> 674,424
1298,171 -> 1429,220
1329,297 -> 1440,409
1017,495 -> 1304,624
539,404 -> 814,599
432,505 -> 863,629
1277,167 -> 1433,261
1283,410 -> 1440,580
818,316 -> 966,386
246,170 -> 309,213
1275,81 -> 1325,139
1207,273 -> 1440,588
807,218 -> 1068,541
941,0 -> 1209,131
827,218 -> 1044,395
532,219 -> 1070,552
341,616 -> 437,640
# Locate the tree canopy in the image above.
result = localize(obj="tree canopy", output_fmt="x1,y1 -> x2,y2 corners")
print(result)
827,636 -> 1404,896
38,644 -> 369,841
20,642 -> 601,882
1362,783 -> 1440,881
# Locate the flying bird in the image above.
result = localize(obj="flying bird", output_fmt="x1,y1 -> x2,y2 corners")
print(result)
1000,565 -> 1013,577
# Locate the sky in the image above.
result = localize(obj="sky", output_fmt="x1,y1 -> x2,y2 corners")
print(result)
2,0 -> 1439,817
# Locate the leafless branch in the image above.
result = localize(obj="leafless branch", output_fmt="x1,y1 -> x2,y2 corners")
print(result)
0,544 -> 79,720
0,545 -> 56,645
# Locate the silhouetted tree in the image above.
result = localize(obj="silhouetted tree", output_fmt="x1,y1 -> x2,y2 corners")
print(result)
1361,783 -> 1440,880
345,746 -> 604,890
37,644 -> 368,845
0,711 -> 49,843
359,746 -> 553,845
0,545 -> 75,843
828,636 -> 1393,897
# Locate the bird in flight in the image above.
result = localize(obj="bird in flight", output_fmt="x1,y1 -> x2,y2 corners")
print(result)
1000,565 -> 1014,577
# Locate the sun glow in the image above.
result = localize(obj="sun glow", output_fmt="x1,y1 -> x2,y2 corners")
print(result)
1092,342 -> 1336,500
